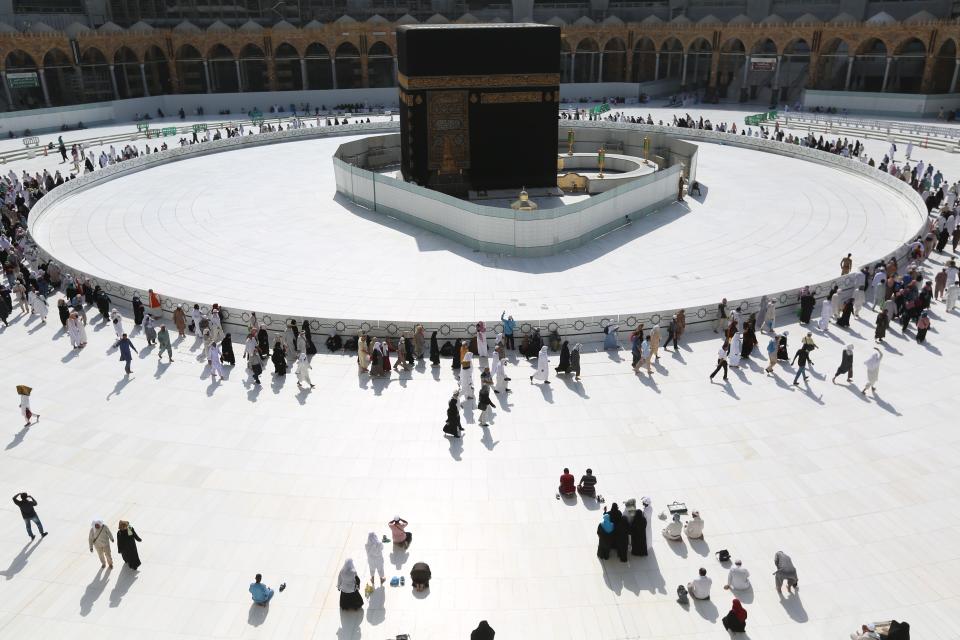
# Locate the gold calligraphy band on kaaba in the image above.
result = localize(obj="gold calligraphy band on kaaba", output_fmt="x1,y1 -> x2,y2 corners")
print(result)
398,72 -> 560,90
480,91 -> 542,104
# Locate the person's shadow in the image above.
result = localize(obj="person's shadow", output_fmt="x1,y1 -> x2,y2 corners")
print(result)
480,426 -> 499,451
366,586 -> 386,625
779,592 -> 808,622
447,435 -> 463,461
79,567 -> 110,616
688,537 -> 710,557
337,608 -> 362,640
0,542 -> 38,579
389,544 -> 409,569
247,602 -> 269,626
106,376 -> 131,400
5,424 -> 30,450
108,566 -> 138,607
692,595 -> 719,622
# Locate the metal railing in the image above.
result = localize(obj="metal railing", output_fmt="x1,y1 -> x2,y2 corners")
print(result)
780,113 -> 960,141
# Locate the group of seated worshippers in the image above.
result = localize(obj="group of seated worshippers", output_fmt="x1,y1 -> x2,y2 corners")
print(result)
558,467 -> 597,498
662,510 -> 705,541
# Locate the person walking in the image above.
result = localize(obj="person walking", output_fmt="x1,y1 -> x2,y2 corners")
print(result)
116,520 -> 143,570
443,394 -> 463,438
916,310 -> 931,344
569,343 -> 582,381
530,345 -> 550,385
709,341 -> 729,382
88,520 -> 115,569
365,532 -> 386,585
208,341 -> 226,381
173,304 -> 187,338
16,384 -> 38,427
832,345 -> 854,383
12,492 -> 47,540
157,325 -> 174,362
764,334 -> 778,374
713,298 -> 728,333
429,330 -> 440,367
337,559 -> 364,611
471,621 -> 496,640
663,314 -> 679,350
875,308 -> 890,343
117,334 -> 138,374
478,381 -> 496,427
501,311 -> 515,350
66,311 -> 87,349
862,348 -> 883,395
295,352 -> 315,389
840,253 -> 853,275
792,345 -> 811,386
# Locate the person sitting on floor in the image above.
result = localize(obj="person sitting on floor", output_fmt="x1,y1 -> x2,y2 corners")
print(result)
850,623 -> 881,640
724,559 -> 751,591
559,468 -> 576,496
577,468 -> 597,497
662,513 -> 682,541
684,511 -> 704,539
722,598 -> 748,632
687,567 -> 712,600
410,562 -> 431,592
249,574 -> 274,606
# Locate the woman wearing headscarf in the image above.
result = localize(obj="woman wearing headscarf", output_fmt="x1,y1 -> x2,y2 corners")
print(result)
740,319 -> 757,360
410,562 -> 431,591
403,333 -> 415,368
478,381 -> 496,427
471,621 -> 495,640
721,598 -> 748,632
609,503 -> 629,562
370,340 -> 383,376
394,335 -> 409,372
603,324 -> 619,350
798,287 -> 816,324
365,532 -> 385,585
413,324 -> 426,359
143,313 -> 157,345
57,299 -> 69,327
300,320 -> 317,355
662,513 -> 682,540
530,345 -> 550,384
476,320 -> 488,357
451,338 -> 462,376
649,324 -> 661,362
381,339 -> 392,371
460,350 -> 474,399
443,394 -> 462,438
862,348 -> 882,395
773,550 -> 798,595
596,512 -> 614,559
284,321 -> 297,360
429,331 -> 440,366
916,310 -> 931,343
271,336 -> 287,376
832,345 -> 854,383
295,352 -> 314,389
66,311 -> 87,349
569,343 -> 582,381
776,330 -> 789,360
337,559 -> 363,610
357,334 -> 370,373
173,304 -> 187,338
116,520 -> 143,570
554,340 -> 571,375
220,333 -> 235,366
624,499 -> 647,556
837,297 -> 854,328
88,519 -> 115,569
132,294 -> 144,326
256,324 -> 270,356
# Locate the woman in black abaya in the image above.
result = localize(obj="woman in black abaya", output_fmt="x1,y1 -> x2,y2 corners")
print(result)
220,333 -> 236,366
799,288 -> 816,324
301,320 -> 317,355
257,325 -> 270,356
429,331 -> 440,366
132,295 -> 144,325
451,339 -> 462,376
442,395 -> 462,437
837,298 -> 854,328
271,336 -> 287,375
555,340 -> 571,374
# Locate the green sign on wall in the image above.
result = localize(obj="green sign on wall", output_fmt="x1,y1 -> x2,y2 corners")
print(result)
7,72 -> 38,89
161,127 -> 177,137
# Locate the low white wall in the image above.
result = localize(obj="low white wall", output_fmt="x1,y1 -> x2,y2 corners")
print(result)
26,120 -> 927,344
560,79 -> 682,102
802,89 -> 960,118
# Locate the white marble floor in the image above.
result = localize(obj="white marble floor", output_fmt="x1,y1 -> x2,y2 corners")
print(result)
5,107 -> 960,640
29,116 -> 920,322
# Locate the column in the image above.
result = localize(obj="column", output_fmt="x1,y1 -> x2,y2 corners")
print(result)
844,56 -> 854,90
680,53 -> 688,86
570,55 -> 576,83
881,56 -> 892,92
920,54 -> 936,93
74,65 -> 85,100
392,57 -> 398,86
597,51 -> 603,82
38,68 -> 51,106
203,60 -> 212,93
360,54 -> 369,88
108,64 -> 119,99
235,59 -> 243,92
300,58 -> 308,90
267,57 -> 278,91
741,56 -> 749,101
950,58 -> 960,94
772,55 -> 782,90
140,63 -> 149,96
654,52 -> 660,81
692,53 -> 700,85
1,71 -> 13,107
329,56 -> 337,89
624,51 -> 633,83
708,50 -> 720,88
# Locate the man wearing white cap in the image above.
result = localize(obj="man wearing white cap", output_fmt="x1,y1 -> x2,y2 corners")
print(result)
850,622 -> 881,640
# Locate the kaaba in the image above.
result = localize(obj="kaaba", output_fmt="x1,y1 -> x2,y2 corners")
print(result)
397,24 -> 560,197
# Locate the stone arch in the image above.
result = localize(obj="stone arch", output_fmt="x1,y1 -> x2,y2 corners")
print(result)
79,47 -> 113,103
850,38 -> 888,92
815,37 -> 850,90
686,37 -> 712,87
368,41 -> 394,88
561,39 -> 573,83
208,44 -> 238,93
42,47 -> 81,106
143,45 -> 171,96
889,37 -> 926,93
274,42 -> 302,91
573,37 -> 599,83
304,42 -> 333,89
631,36 -> 656,83
175,44 -> 206,94
601,37 -> 627,82
658,37 -> 683,81
239,43 -> 268,92
717,38 -> 747,100
931,38 -> 958,93
750,37 -> 778,56
113,45 -> 143,99
334,42 -> 361,89
778,38 -> 811,105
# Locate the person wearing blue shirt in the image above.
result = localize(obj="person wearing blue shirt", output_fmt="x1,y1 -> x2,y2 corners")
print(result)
500,311 -> 515,350
249,574 -> 274,606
